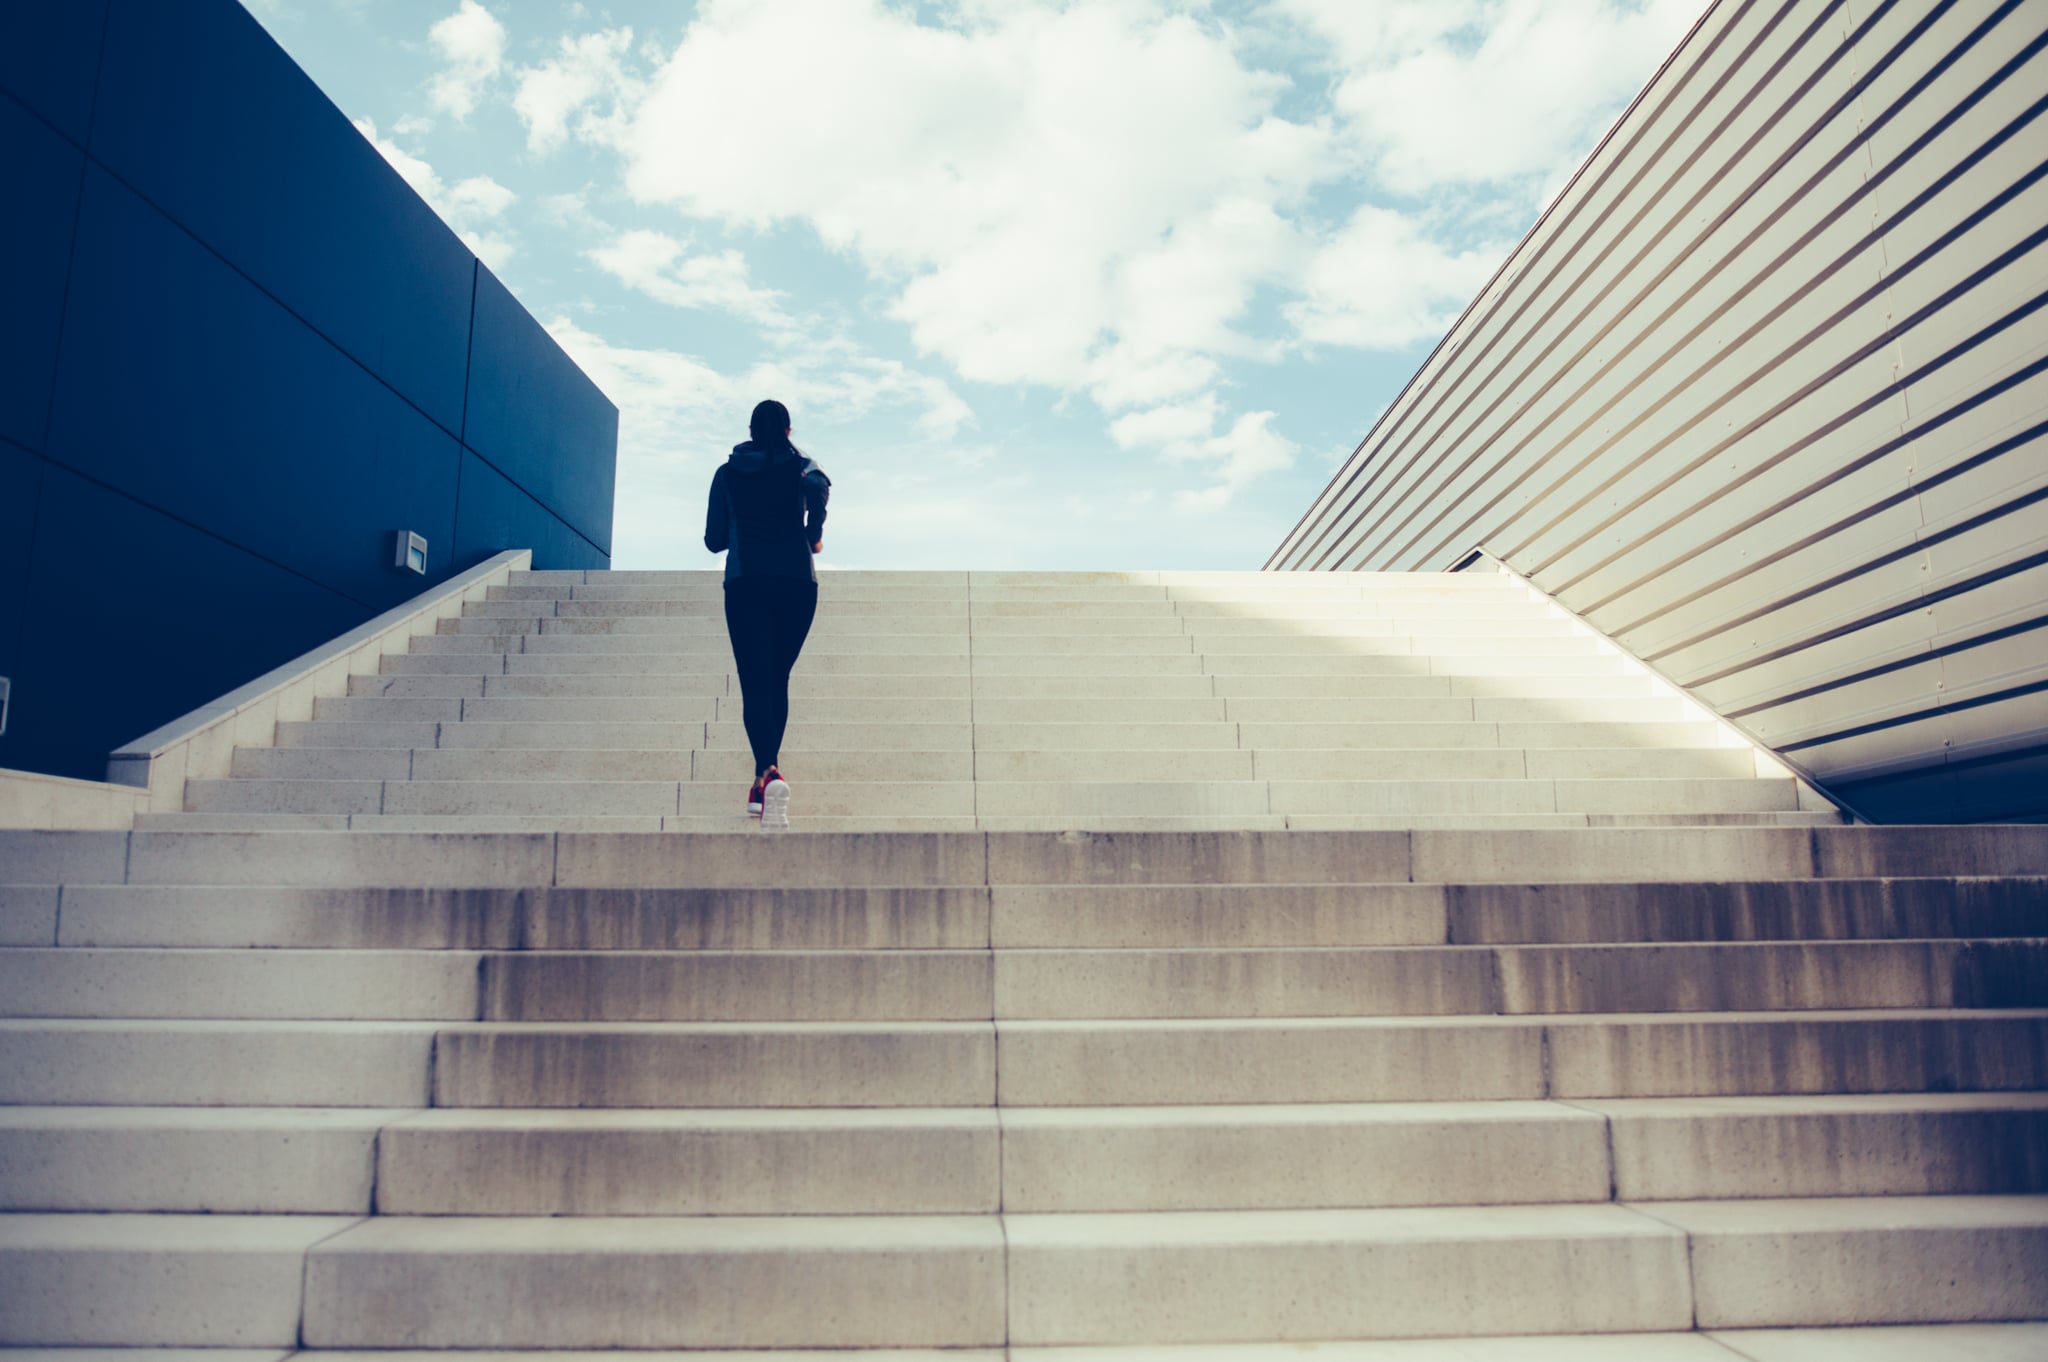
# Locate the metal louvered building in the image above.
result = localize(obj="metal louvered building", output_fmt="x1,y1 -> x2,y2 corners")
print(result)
1269,0 -> 2048,823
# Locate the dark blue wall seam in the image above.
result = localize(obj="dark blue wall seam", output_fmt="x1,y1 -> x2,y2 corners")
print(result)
72,153 -> 472,448
0,87 -> 86,153
37,458 -> 380,611
459,260 -> 478,443
67,152 -> 610,553
458,442 -> 614,561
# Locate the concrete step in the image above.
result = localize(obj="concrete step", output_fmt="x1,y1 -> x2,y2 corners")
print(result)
277,720 -> 443,747
347,673 -> 729,698
413,633 -> 986,656
976,696 -> 1230,722
988,940 -> 2048,1018
0,888 -> 54,946
1000,1197 -> 2048,1344
1250,748 -> 1761,780
1229,697 -> 1690,723
0,1020 -> 434,1105
346,673 -> 485,698
1011,1093 -> 2048,1211
977,750 -> 1258,781
1641,1195 -> 2048,1329
433,1021 -> 994,1107
235,747 -> 976,783
0,1213 -> 361,1346
0,949 -> 482,1019
373,1108 -> 999,1215
492,577 -> 1530,602
1001,1327 -> 2048,1360
704,716 -> 966,749
295,1213 -> 1006,1348
1210,673 -> 1663,698
353,1095 -> 2005,1216
284,717 -> 901,749
0,1107 -> 395,1212
476,593 -> 974,617
627,619 -> 1656,647
183,778 -> 994,818
1442,876 -> 2048,945
183,1203 -> 1702,1347
477,950 -> 992,1021
133,813 -> 662,833
181,775 -> 1803,819
49,884 -> 989,950
1241,719 -> 1729,749
727,722 -> 1233,752
995,1011 -> 2048,1104
1189,634 -> 1602,657
488,578 -> 1530,604
384,645 -> 1635,676
383,651 -> 976,677
1587,1092 -> 2048,1199
356,1094 -> 2048,1216
1286,806 -> 1851,827
421,625 -> 1596,653
412,1011 -> 2048,1108
1180,615 -> 1577,636
17,1094 -> 2037,1218
1206,654 -> 1632,677
132,810 -> 1845,834
14,825 -> 2047,889
973,777 -> 1800,819
53,878 -> 2000,954
456,612 -> 988,634
357,672 -> 982,701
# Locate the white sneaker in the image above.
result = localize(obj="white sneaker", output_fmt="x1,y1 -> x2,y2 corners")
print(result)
760,769 -> 791,831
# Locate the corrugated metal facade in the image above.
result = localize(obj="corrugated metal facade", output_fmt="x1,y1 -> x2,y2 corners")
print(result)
1268,0 -> 2048,823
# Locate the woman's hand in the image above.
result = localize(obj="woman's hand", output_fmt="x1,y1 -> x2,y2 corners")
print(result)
812,539 -> 823,554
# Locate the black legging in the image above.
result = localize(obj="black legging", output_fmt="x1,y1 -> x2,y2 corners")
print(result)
723,576 -> 818,777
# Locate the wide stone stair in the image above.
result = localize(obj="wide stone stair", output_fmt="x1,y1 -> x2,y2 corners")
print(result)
146,568 -> 1836,832
2,570 -> 2045,1356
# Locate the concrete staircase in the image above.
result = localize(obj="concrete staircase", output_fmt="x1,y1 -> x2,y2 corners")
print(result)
149,568 -> 1837,832
2,569 -> 2045,1357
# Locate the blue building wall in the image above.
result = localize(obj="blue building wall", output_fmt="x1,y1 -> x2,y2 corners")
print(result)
0,0 -> 617,781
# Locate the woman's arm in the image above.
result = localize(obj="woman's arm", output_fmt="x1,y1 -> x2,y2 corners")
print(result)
703,466 -> 729,554
802,466 -> 829,550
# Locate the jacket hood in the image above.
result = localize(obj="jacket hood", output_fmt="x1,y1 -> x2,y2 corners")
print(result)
728,440 -> 828,486
726,438 -> 796,473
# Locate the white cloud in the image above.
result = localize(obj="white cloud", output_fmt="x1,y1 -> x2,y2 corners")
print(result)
426,0 -> 507,121
353,118 -> 517,268
613,1 -> 1326,390
510,0 -> 1698,514
1287,205 -> 1504,349
1110,395 -> 1222,452
1112,397 -> 1298,512
1279,0 -> 1707,195
513,27 -> 640,153
594,0 -> 1333,508
586,229 -> 790,328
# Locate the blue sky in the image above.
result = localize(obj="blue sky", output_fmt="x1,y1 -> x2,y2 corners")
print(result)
240,0 -> 1706,571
